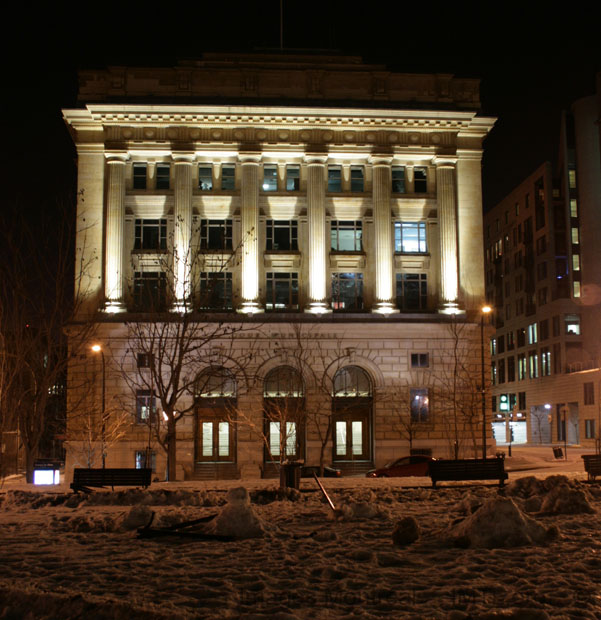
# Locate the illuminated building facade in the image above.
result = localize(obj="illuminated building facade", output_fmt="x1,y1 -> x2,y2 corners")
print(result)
63,54 -> 495,479
485,80 -> 601,448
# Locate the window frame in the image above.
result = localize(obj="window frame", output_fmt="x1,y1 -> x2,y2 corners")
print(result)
330,220 -> 363,252
394,222 -> 427,254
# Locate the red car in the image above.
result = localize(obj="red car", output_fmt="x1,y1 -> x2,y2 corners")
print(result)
366,455 -> 434,478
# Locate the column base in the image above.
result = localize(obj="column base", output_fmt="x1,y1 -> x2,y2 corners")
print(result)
237,301 -> 264,315
304,301 -> 332,314
439,301 -> 465,315
372,301 -> 397,315
103,300 -> 127,314
171,300 -> 192,314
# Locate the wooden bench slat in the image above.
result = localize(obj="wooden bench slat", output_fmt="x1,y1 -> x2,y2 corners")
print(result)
428,458 -> 507,488
71,468 -> 152,492
581,455 -> 601,481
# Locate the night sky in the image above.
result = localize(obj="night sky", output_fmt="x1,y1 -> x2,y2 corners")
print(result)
3,2 -> 600,218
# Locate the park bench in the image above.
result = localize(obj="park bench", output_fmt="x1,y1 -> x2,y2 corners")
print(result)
428,457 -> 508,488
581,454 -> 601,481
70,468 -> 152,493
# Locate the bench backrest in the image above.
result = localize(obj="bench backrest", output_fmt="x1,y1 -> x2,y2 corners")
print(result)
429,458 -> 505,476
72,468 -> 152,487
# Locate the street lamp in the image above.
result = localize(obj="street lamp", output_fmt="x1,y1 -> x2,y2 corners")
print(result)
91,344 -> 106,469
480,305 -> 492,459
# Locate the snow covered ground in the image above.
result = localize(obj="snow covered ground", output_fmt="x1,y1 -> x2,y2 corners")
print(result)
1,446 -> 600,619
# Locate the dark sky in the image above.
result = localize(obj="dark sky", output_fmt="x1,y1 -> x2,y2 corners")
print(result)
3,1 -> 600,215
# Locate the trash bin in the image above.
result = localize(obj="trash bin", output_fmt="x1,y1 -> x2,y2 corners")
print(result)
33,459 -> 62,485
279,461 -> 302,490
553,447 -> 564,459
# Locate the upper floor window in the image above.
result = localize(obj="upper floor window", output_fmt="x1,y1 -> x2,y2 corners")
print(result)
568,169 -> 577,189
584,382 -> 595,405
199,272 -> 233,310
221,165 -> 235,190
133,163 -> 147,190
331,221 -> 362,252
350,166 -> 364,192
134,219 -> 167,251
565,314 -> 581,335
392,166 -> 406,193
137,352 -> 153,369
199,166 -> 213,191
156,164 -> 170,190
395,222 -> 427,253
266,220 -> 298,251
332,272 -> 363,311
414,167 -> 427,192
410,388 -> 429,422
333,366 -> 372,397
136,390 -> 156,423
265,272 -> 299,311
327,166 -> 342,192
196,367 -> 237,398
200,219 -> 233,251
286,166 -> 300,191
396,273 -> 427,311
262,165 -> 278,192
527,323 -> 537,345
411,353 -> 429,368
133,271 -> 168,311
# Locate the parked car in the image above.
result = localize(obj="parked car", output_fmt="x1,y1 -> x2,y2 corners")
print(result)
301,465 -> 342,478
366,455 -> 434,478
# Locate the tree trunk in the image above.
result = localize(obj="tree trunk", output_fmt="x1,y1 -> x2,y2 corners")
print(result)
25,445 -> 38,483
166,418 -> 177,481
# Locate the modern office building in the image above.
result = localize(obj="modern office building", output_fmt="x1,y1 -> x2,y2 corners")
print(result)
63,53 -> 495,480
484,80 -> 601,449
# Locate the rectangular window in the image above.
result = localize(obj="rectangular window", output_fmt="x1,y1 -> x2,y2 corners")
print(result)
571,227 -> 580,244
392,166 -> 406,193
200,219 -> 233,251
221,165 -> 235,190
537,261 -> 547,281
266,220 -> 298,251
539,319 -> 549,341
136,390 -> 156,424
198,165 -> 213,191
586,420 -> 596,439
332,273 -> 363,310
199,272 -> 233,310
396,273 -> 427,311
414,167 -> 427,192
133,163 -> 147,189
327,166 -> 342,192
262,165 -> 278,191
553,343 -> 562,374
565,314 -> 581,335
331,221 -> 362,251
518,354 -> 527,380
350,166 -> 364,192
133,272 -> 168,311
536,236 -> 547,256
527,323 -> 538,344
490,338 -> 497,356
410,353 -> 429,368
491,362 -> 497,385
137,352 -> 153,368
572,254 -> 580,271
507,356 -> 515,382
528,352 -> 539,379
410,388 -> 429,422
573,281 -> 581,298
286,166 -> 300,191
135,450 -> 156,472
394,222 -> 427,253
570,199 -> 578,218
538,287 -> 547,306
568,169 -> 577,189
156,164 -> 170,190
584,382 -> 595,405
497,335 -> 505,354
507,331 -> 515,350
517,328 -> 526,348
518,392 -> 526,409
540,348 -> 551,376
265,272 -> 299,311
553,315 -> 560,337
498,358 -> 506,384
134,219 -> 167,251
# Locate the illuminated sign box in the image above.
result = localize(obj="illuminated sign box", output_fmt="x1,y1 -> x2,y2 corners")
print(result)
33,460 -> 62,485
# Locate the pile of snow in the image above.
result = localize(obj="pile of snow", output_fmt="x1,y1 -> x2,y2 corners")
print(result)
447,497 -> 557,548
539,483 -> 595,515
392,516 -> 420,546
204,487 -> 266,539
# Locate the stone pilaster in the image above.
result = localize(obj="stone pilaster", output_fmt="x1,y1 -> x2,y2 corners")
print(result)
304,154 -> 331,313
172,155 -> 194,312
238,154 -> 263,314
436,160 -> 461,313
104,153 -> 128,313
371,156 -> 395,313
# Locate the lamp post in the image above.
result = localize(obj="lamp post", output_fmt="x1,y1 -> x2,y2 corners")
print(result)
91,344 -> 106,469
480,305 -> 492,459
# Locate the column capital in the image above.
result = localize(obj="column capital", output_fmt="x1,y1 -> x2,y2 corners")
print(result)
238,152 -> 262,165
369,154 -> 393,167
304,153 -> 328,166
432,156 -> 457,168
105,152 -> 128,164
172,152 -> 195,164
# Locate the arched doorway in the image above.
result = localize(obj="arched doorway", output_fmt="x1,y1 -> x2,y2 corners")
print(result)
263,366 -> 304,476
194,367 -> 238,479
332,366 -> 373,473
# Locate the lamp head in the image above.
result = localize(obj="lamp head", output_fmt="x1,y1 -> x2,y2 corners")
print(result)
91,344 -> 102,353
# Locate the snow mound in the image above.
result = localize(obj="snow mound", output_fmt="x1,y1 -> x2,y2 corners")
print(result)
457,494 -> 485,515
204,486 -> 265,539
392,516 -> 420,546
122,505 -> 154,530
539,483 -> 595,515
447,497 -> 556,548
332,501 -> 387,520
450,609 -> 550,619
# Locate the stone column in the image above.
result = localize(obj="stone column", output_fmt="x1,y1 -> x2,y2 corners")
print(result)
371,156 -> 395,313
104,153 -> 128,313
172,154 -> 194,312
238,153 -> 263,314
304,154 -> 331,313
436,159 -> 460,313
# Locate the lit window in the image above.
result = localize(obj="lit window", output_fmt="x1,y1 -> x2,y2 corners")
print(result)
350,166 -> 364,192
200,219 -> 233,251
136,390 -> 156,423
410,388 -> 429,422
133,272 -> 168,311
395,222 -> 427,253
410,353 -> 429,368
286,166 -> 300,191
570,199 -> 578,218
528,352 -> 538,379
573,281 -> 581,298
134,219 -> 167,251
490,338 -> 497,356
264,366 -> 304,398
199,166 -> 213,191
135,450 -> 156,471
331,221 -> 362,252
266,220 -> 298,251
491,362 -> 497,385
396,273 -> 427,311
541,348 -> 551,376
156,164 -> 170,190
571,227 -> 580,244
572,255 -> 580,271
518,354 -> 527,380
565,314 -> 580,335
414,167 -> 427,192
586,420 -> 596,439
133,163 -> 147,189
327,167 -> 342,192
568,169 -> 577,189
332,273 -> 363,311
199,272 -> 233,310
221,165 -> 235,190
265,273 -> 299,311
392,167 -> 406,193
262,165 -> 278,191
527,323 -> 538,345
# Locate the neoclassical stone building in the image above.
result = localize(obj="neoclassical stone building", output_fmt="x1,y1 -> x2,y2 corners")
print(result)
63,54 -> 495,480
